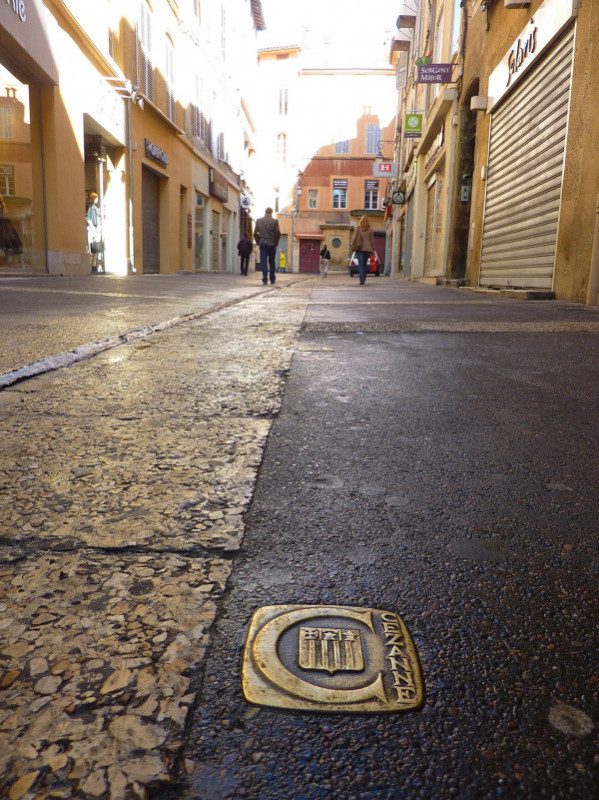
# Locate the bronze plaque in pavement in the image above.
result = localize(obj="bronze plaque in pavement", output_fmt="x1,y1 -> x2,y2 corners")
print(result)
242,605 -> 424,713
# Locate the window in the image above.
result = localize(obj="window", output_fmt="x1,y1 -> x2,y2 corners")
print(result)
217,132 -> 225,161
364,180 -> 379,210
0,165 -> 15,196
451,0 -> 462,56
366,125 -> 380,155
140,2 -> 154,101
166,37 -> 175,122
332,179 -> 347,209
0,108 -> 13,139
277,133 -> 286,163
334,140 -> 349,154
279,88 -> 288,115
221,5 -> 226,61
308,189 -> 318,209
431,5 -> 445,102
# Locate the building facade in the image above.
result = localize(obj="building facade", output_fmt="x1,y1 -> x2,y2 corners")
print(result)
390,0 -> 599,305
254,43 -> 396,273
0,0 -> 264,277
291,111 -> 395,273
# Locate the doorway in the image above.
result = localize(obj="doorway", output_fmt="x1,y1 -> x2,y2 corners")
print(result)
142,166 -> 160,274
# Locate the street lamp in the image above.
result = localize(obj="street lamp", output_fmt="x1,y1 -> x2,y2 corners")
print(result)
290,183 -> 302,273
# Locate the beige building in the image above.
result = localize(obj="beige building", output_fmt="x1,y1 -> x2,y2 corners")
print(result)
462,0 -> 599,303
0,0 -> 264,277
388,1 -> 463,283
254,44 -> 396,272
390,0 -> 599,305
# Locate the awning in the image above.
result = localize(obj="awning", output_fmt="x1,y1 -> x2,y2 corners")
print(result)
294,232 -> 325,239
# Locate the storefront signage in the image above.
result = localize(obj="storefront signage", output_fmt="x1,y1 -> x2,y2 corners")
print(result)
373,162 -> 396,177
404,112 -> 423,139
6,0 -> 26,23
488,0 -> 578,110
506,23 -> 537,87
144,139 -> 168,167
209,167 -> 228,202
416,63 -> 453,84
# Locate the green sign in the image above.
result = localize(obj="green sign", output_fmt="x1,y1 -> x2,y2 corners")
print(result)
404,112 -> 423,139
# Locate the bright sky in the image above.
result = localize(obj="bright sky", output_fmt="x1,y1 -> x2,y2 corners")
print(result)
258,0 -> 395,69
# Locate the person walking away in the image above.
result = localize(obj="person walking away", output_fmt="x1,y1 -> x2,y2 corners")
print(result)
237,233 -> 253,276
351,216 -> 375,285
319,244 -> 331,278
254,207 -> 280,285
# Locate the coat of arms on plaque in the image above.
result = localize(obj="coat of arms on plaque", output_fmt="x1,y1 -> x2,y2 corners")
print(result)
298,627 -> 364,674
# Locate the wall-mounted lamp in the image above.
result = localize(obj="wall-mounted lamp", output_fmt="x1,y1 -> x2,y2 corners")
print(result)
390,31 -> 412,52
470,95 -> 490,112
397,3 -> 416,29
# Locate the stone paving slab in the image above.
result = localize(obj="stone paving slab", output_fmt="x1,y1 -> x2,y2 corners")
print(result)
0,286 -> 310,799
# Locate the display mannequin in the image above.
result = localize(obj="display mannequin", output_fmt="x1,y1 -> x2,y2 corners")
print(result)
86,192 -> 103,272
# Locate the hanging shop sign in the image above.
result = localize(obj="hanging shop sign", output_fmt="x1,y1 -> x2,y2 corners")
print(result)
240,194 -> 251,209
209,168 -> 228,202
416,63 -> 454,84
392,190 -> 406,205
373,162 -> 396,178
404,112 -> 423,138
488,0 -> 578,109
144,139 -> 168,167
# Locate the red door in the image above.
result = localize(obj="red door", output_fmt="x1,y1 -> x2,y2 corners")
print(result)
373,234 -> 386,271
299,239 -> 320,272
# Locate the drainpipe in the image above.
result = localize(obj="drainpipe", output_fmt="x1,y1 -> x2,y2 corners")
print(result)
585,194 -> 599,305
126,94 -> 136,274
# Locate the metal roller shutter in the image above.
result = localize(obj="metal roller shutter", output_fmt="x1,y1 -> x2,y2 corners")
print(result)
142,167 -> 160,275
424,182 -> 436,276
480,27 -> 574,289
211,210 -> 220,271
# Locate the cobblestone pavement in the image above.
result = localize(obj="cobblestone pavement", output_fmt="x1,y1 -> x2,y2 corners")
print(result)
0,280 -> 311,799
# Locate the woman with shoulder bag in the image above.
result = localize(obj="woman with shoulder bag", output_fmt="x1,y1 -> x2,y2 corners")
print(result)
351,216 -> 375,285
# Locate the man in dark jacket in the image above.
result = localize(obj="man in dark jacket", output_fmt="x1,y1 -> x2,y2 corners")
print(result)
237,234 -> 253,275
254,207 -> 280,285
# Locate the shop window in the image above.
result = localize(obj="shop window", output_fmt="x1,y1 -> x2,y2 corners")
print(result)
308,189 -> 318,209
0,68 -> 45,270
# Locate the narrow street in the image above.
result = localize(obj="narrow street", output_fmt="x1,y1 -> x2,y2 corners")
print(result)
1,274 -> 598,799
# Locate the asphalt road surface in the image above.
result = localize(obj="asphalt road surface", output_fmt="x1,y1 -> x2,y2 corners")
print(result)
1,274 -> 597,799
173,280 -> 599,800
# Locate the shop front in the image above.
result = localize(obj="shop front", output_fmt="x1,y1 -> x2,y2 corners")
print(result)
479,2 -> 577,290
0,0 -> 129,276
0,0 -> 57,273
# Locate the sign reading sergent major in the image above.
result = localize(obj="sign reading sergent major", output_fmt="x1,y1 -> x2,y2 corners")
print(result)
416,63 -> 454,84
242,604 -> 424,713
